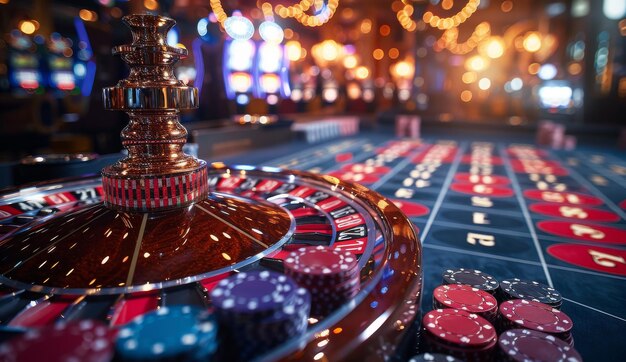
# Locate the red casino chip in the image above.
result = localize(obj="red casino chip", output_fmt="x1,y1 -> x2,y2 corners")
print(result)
284,246 -> 358,278
547,244 -> 626,277
450,183 -> 514,198
454,173 -> 510,185
537,221 -> 626,245
498,329 -> 582,362
422,309 -> 496,348
284,246 -> 360,317
620,199 -> 626,210
0,320 -> 115,362
499,300 -> 573,334
432,284 -> 498,319
523,190 -> 603,206
529,203 -> 620,222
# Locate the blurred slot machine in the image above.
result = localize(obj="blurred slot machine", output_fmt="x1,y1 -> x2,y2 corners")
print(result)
223,38 -> 256,113
346,81 -> 366,113
6,30 -> 44,95
46,33 -> 76,95
301,66 -> 319,112
322,80 -> 338,105
45,17 -> 97,104
255,41 -> 289,112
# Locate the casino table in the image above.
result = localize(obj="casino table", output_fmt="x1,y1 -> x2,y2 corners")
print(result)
218,128 -> 626,361
1,126 -> 623,361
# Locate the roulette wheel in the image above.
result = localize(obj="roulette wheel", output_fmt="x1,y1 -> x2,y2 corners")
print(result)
0,15 -> 422,361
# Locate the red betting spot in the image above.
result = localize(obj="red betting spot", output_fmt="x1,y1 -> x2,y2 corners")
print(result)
547,244 -> 626,277
506,147 -> 548,158
620,200 -> 626,210
329,171 -> 380,185
450,183 -> 514,198
8,298 -> 73,327
454,173 -> 510,185
461,155 -> 504,165
335,153 -> 353,163
390,199 -> 430,217
199,272 -> 233,291
537,221 -> 626,244
511,164 -> 569,176
340,163 -> 391,175
529,203 -> 620,223
109,295 -> 160,326
523,190 -> 603,206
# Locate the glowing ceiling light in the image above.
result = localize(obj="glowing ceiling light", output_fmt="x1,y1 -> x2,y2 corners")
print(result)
144,0 -> 158,11
478,77 -> 491,90
462,72 -> 477,84
510,77 -> 523,91
285,40 -> 302,61
197,18 -> 208,37
391,60 -> 414,79
604,0 -> 626,19
355,66 -> 369,80
259,21 -> 284,44
572,0 -> 590,17
167,26 -> 179,47
343,55 -> 358,69
461,90 -> 473,102
481,36 -> 505,59
19,20 -> 36,35
538,64 -> 558,80
522,32 -> 542,53
465,55 -> 488,72
224,15 -> 254,40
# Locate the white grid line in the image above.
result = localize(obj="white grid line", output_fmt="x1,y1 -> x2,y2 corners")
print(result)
499,144 -> 554,288
417,142 -> 467,243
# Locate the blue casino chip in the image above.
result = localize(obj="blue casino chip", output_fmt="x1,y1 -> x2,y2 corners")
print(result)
115,305 -> 218,361
210,270 -> 301,315
211,271 -> 311,360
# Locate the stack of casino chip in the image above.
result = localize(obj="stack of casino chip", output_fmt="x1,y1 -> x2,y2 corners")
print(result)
421,309 -> 497,361
0,320 -> 115,362
115,305 -> 218,361
283,246 -> 360,317
432,284 -> 498,323
442,268 -> 500,295
210,270 -> 310,360
498,299 -> 574,345
499,278 -> 562,308
498,329 -> 582,362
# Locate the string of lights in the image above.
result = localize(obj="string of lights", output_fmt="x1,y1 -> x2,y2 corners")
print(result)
396,4 -> 417,32
209,0 -> 228,24
434,21 -> 491,54
275,0 -> 339,27
423,0 -> 481,30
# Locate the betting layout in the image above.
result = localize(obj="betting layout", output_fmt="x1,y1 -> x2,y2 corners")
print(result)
252,136 -> 625,360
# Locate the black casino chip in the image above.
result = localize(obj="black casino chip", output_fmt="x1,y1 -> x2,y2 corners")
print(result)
442,268 -> 499,295
499,278 -> 562,308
